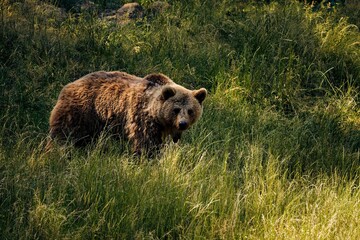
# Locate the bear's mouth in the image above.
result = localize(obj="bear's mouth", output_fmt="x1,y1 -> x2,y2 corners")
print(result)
178,126 -> 188,131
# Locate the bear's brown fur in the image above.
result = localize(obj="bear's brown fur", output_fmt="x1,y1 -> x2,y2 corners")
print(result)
48,71 -> 207,155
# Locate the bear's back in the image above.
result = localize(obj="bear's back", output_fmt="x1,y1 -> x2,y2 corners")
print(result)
77,71 -> 142,86
74,71 -> 173,89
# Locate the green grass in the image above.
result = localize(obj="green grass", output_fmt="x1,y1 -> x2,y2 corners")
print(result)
1,0 -> 359,239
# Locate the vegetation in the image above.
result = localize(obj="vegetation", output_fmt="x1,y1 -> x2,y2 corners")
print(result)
1,0 -> 359,239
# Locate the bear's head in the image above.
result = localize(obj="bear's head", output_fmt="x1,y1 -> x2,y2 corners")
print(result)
158,84 -> 207,135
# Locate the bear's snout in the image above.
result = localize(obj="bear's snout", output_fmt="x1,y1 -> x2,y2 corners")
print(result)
178,121 -> 188,130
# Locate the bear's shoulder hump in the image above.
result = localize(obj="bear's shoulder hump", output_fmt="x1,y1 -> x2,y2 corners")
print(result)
143,73 -> 174,87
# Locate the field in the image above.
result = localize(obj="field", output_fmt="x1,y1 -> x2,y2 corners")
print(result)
0,0 -> 359,239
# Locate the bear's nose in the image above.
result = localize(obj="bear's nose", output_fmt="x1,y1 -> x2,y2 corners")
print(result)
178,121 -> 188,130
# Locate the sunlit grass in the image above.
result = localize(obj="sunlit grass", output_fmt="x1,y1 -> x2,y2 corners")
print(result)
1,116 -> 359,238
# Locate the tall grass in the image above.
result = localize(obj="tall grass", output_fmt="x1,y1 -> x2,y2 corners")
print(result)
1,0 -> 359,239
1,97 -> 359,238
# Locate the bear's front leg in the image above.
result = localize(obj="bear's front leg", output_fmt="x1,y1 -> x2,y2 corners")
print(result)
172,132 -> 182,143
132,133 -> 163,158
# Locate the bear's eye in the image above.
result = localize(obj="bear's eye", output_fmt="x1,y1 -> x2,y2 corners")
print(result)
188,109 -> 194,116
173,108 -> 181,114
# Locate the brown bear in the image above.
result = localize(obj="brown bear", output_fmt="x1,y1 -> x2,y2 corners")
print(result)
48,71 -> 207,155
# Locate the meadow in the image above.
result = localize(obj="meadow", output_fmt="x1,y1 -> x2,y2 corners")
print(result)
0,0 -> 359,239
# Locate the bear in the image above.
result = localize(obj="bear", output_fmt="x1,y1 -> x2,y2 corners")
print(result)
48,71 -> 207,156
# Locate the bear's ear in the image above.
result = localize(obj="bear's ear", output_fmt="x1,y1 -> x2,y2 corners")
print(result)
161,86 -> 176,101
193,88 -> 207,104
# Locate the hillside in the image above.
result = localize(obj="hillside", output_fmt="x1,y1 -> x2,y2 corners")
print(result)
0,0 -> 359,239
